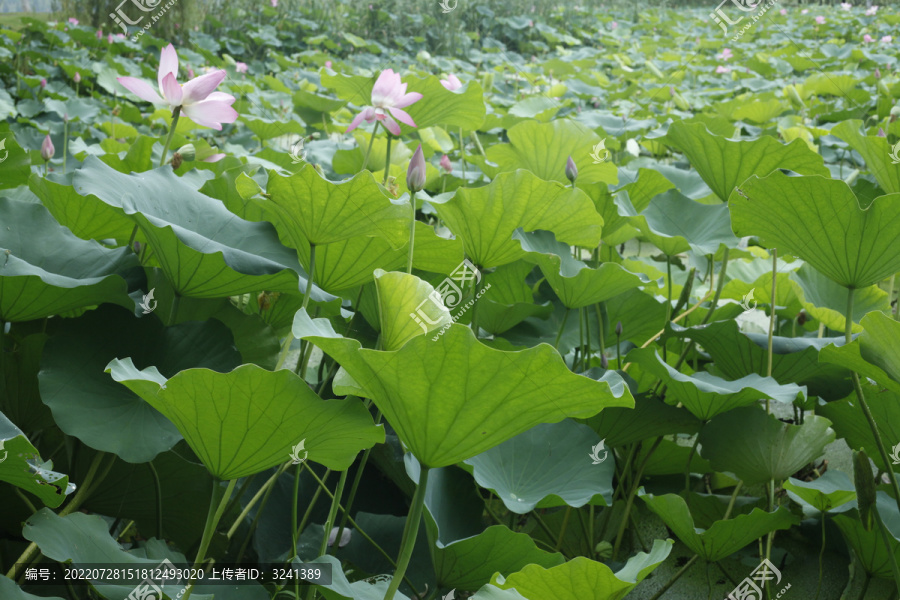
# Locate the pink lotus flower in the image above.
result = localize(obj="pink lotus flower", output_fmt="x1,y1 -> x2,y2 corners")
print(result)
440,74 -> 463,91
801,8 -> 809,14
117,44 -> 238,130
717,48 -> 732,61
68,17 -> 78,25
611,21 -> 618,29
271,0 -> 277,6
346,69 -> 422,136
203,153 -> 226,162
325,60 -> 333,69
883,35 -> 893,43
440,154 -> 452,173
840,2 -> 851,10
117,33 -> 125,39
41,135 -> 55,161
779,8 -> 786,15
108,33 -> 114,43
96,29 -> 102,40
864,34 -> 874,43
235,62 -> 248,74
715,65 -> 731,74
815,16 -> 825,24
866,6 -> 878,15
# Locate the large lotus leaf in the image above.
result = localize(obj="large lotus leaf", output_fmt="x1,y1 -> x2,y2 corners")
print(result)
292,222 -> 464,293
38,304 -> 242,463
663,321 -> 853,400
490,540 -> 672,600
729,172 -> 900,289
471,586 -> 530,600
833,491 -> 900,579
0,197 -> 139,322
476,260 -> 552,334
484,120 -> 617,185
784,470 -> 856,514
105,361 -> 385,480
253,166 -> 409,248
816,387 -> 900,472
0,577 -> 63,600
626,348 -> 806,421
832,120 -> 900,194
29,173 -> 136,242
374,270 -> 452,351
0,410 -> 72,508
302,555 -> 412,600
22,509 -> 190,600
820,311 -> 900,394
632,189 -> 741,255
665,121 -> 829,202
0,124 -> 32,190
698,407 -> 835,486
639,491 -> 797,561
513,229 -> 660,309
586,393 -> 702,448
322,70 -> 486,131
431,170 -> 603,269
71,157 -> 326,299
792,263 -> 890,334
462,420 -> 614,514
293,316 -> 633,468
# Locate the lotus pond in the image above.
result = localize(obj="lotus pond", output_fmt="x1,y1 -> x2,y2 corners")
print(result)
1,1 -> 900,598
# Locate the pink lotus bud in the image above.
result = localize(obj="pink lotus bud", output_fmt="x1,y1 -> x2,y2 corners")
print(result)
615,321 -> 623,337
41,135 -> 55,161
108,33 -> 113,43
325,60 -> 332,69
878,128 -> 887,137
96,29 -> 102,39
440,154 -> 452,173
73,72 -> 81,84
406,145 -> 426,193
565,156 -> 578,183
875,68 -> 882,78
40,78 -> 47,89
669,86 -> 675,96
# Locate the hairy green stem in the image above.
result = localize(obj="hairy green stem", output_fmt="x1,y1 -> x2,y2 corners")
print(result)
360,122 -> 381,172
275,244 -> 316,372
407,191 -> 416,274
766,249 -> 777,413
613,436 -> 663,560
648,555 -> 699,600
383,465 -> 430,600
159,106 -> 181,167
383,134 -> 393,186
554,308 -> 570,350
181,479 -> 237,600
227,463 -> 289,539
148,461 -> 163,539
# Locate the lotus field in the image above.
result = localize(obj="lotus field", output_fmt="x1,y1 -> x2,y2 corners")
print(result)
2,1 -> 900,598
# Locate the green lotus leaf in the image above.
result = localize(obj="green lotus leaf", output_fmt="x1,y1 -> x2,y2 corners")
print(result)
490,539 -> 672,600
514,229 -> 660,309
484,120 -> 617,185
462,420 -> 614,514
832,120 -> 900,194
0,124 -> 31,190
586,393 -> 702,448
820,312 -> 900,393
663,320 -> 853,400
431,170 -> 603,269
631,189 -> 741,256
254,165 -> 410,248
293,285 -> 633,467
833,491 -> 900,579
626,348 -> 806,421
0,410 -> 72,508
639,491 -> 797,561
665,121 -> 829,202
0,196 -> 138,322
374,269 -> 452,351
471,586 -> 530,600
30,173 -> 135,242
698,407 -> 835,486
70,157 -> 327,299
301,555 -> 413,600
0,577 -> 64,600
784,470 -> 856,514
38,305 -> 242,463
729,172 -> 900,289
817,387 -> 900,473
322,70 -> 486,131
105,361 -> 384,479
